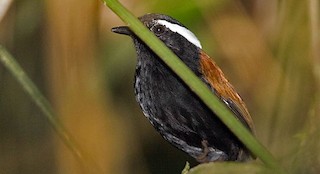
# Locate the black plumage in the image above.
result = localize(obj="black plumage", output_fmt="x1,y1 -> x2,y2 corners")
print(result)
112,13 -> 255,162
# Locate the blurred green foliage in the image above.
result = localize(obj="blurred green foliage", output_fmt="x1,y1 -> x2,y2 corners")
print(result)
1,0 -> 319,174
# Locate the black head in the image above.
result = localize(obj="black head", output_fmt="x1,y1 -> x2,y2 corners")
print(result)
112,13 -> 202,50
112,13 -> 202,72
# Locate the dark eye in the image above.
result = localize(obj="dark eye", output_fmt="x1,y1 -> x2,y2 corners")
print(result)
152,25 -> 165,34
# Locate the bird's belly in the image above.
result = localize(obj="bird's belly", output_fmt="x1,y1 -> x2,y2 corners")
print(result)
135,66 -> 201,136
134,62 -> 242,161
135,75 -> 204,158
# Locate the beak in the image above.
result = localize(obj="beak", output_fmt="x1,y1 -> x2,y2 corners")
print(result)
111,26 -> 132,36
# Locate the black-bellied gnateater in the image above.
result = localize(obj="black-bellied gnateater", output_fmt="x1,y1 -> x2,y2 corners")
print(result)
112,13 -> 255,162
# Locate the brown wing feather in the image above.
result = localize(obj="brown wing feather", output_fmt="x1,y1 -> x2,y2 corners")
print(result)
199,50 -> 255,133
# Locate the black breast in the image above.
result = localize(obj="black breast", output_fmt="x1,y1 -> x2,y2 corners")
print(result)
133,38 -> 244,161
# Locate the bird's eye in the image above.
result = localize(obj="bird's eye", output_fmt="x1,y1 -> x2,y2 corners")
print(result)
152,25 -> 165,34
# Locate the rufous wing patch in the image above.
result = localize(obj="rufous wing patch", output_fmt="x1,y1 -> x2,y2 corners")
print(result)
199,50 -> 255,133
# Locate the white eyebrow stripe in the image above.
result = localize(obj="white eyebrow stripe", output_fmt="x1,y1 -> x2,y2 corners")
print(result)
157,20 -> 202,49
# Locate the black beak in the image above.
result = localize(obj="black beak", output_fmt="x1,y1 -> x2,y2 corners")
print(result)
111,26 -> 132,36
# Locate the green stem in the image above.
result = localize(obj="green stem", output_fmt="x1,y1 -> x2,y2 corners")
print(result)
103,0 -> 285,172
0,45 -> 99,172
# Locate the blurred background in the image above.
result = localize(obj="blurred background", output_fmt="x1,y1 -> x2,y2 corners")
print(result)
0,0 -> 319,173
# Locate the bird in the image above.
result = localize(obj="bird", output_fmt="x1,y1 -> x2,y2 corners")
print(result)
112,13 -> 255,162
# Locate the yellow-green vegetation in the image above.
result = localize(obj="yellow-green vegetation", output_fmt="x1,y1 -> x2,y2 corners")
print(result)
0,0 -> 319,174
